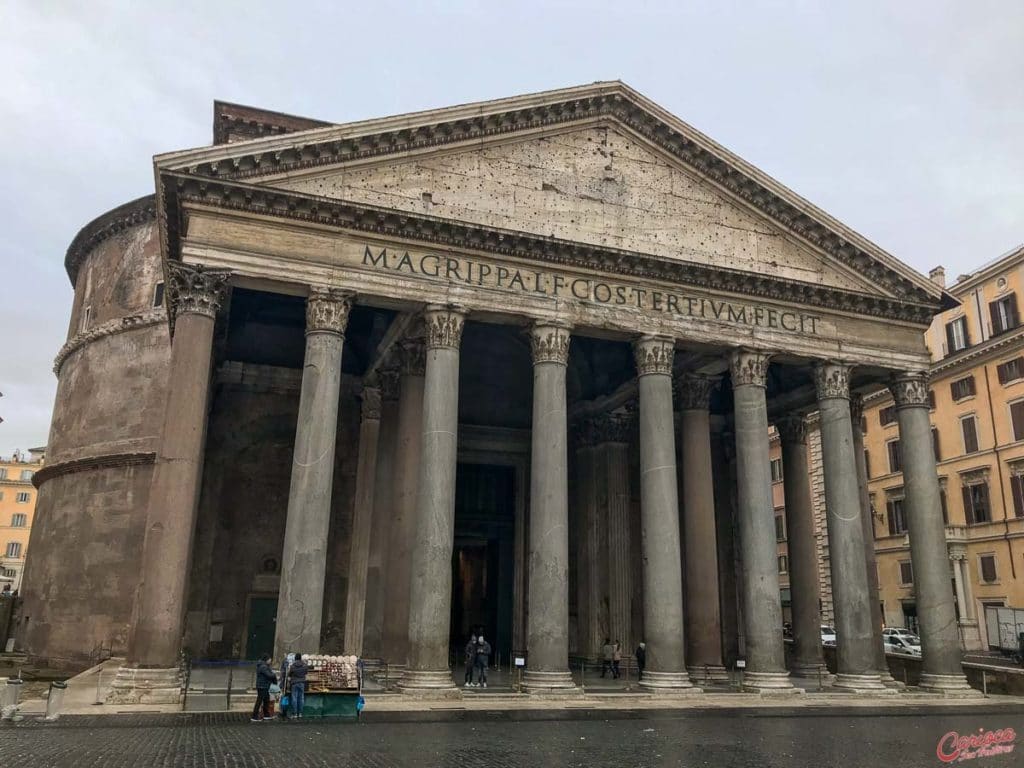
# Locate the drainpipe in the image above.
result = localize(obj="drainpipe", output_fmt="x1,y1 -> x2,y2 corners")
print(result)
982,365 -> 1017,578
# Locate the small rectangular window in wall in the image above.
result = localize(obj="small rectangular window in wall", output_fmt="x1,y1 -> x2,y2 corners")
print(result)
950,376 -> 976,400
940,488 -> 949,524
15,492 -> 30,504
945,317 -> 970,354
1010,400 -> 1024,441
886,496 -> 907,535
19,470 -> 32,481
4,542 -> 21,558
10,514 -> 26,527
887,440 -> 902,473
928,390 -> 936,409
979,554 -> 998,583
879,406 -> 897,426
777,555 -> 788,574
770,458 -> 783,483
932,427 -> 941,461
775,514 -> 786,541
1011,473 -> 1024,518
990,293 -> 1019,336
961,416 -> 980,454
962,481 -> 991,524
864,449 -> 871,479
0,469 -> 7,480
997,357 -> 1024,384
899,560 -> 914,585
153,281 -> 165,308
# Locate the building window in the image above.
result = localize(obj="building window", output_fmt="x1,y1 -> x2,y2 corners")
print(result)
962,481 -> 991,525
0,468 -> 7,480
997,357 -> 1024,385
961,415 -> 980,454
979,554 -> 998,584
1010,400 -> 1024,441
879,406 -> 897,426
864,449 -> 871,479
940,488 -> 949,524
1011,473 -> 1024,518
928,390 -> 936,409
861,416 -> 868,435
932,427 -> 941,461
775,514 -> 786,541
899,560 -> 914,585
80,305 -> 92,332
770,458 -> 783,483
778,555 -> 789,574
10,514 -> 26,528
887,496 -> 907,535
887,440 -> 902,473
19,470 -> 33,481
990,294 -> 1019,336
950,376 -> 976,401
4,542 -> 21,558
153,281 -> 166,308
945,316 -> 970,354
15,492 -> 30,504
1,568 -> 14,579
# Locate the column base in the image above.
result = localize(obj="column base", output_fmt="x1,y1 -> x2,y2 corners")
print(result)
918,673 -> 982,698
106,666 -> 181,705
789,661 -> 830,679
742,670 -> 802,695
397,669 -> 461,698
878,670 -> 906,689
523,669 -> 579,694
687,665 -> 729,684
640,670 -> 702,693
832,672 -> 898,695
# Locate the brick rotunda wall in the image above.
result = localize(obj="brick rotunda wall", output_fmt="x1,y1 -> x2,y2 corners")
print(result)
18,196 -> 170,668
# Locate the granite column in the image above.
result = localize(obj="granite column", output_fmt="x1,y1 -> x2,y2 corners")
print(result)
634,336 -> 695,692
400,307 -> 465,694
524,322 -> 576,692
109,263 -> 230,704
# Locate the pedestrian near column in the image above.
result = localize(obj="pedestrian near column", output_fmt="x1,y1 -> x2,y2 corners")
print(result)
601,638 -> 613,678
289,653 -> 308,718
463,633 -> 478,686
635,642 -> 646,681
475,635 -> 491,687
251,654 -> 277,723
612,640 -> 622,679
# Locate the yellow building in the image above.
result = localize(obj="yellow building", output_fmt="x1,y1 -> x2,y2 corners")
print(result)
863,245 -> 1024,651
0,448 -> 44,592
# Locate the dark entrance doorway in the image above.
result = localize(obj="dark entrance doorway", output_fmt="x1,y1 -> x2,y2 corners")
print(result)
245,596 -> 277,660
450,463 -> 515,664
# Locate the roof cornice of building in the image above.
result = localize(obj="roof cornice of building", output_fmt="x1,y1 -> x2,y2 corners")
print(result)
947,244 -> 1024,296
930,327 -> 1024,378
64,195 -> 157,285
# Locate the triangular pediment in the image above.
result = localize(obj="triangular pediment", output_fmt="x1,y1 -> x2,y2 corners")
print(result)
157,81 -> 949,312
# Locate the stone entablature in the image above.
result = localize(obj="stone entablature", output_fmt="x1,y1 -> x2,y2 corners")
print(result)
53,308 -> 167,375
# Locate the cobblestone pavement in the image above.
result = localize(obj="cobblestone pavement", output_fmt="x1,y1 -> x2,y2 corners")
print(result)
1,709 -> 1022,767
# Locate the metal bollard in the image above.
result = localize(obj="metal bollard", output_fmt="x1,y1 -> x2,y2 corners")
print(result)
2,678 -> 23,708
982,669 -> 988,697
45,681 -> 68,721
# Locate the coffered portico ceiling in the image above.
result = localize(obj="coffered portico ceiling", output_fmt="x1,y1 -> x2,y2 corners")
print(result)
154,81 -> 953,328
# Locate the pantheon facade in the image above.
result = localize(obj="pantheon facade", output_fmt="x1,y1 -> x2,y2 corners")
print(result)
20,83 -> 974,701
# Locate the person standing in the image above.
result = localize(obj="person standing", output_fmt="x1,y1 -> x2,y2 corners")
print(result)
251,654 -> 277,722
289,653 -> 308,718
475,635 -> 491,688
601,638 -> 613,678
635,641 -> 646,681
464,633 -> 478,686
612,640 -> 622,679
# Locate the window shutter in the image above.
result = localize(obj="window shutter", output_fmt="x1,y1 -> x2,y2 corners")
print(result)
932,428 -> 941,461
967,376 -> 976,396
998,362 -> 1009,384
1011,402 -> 1024,441
978,483 -> 990,521
981,556 -> 997,583
1009,294 -> 1019,328
887,501 -> 897,535
962,485 -> 975,525
962,417 -> 979,453
1012,475 -> 1024,518
990,300 -> 1002,334
945,322 -> 956,354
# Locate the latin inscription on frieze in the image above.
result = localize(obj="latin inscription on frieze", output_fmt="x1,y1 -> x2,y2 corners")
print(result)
361,245 -> 821,335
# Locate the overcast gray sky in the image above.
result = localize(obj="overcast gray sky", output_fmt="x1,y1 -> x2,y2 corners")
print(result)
1,0 -> 1022,452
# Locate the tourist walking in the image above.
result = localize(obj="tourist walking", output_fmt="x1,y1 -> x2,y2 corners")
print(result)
601,638 -> 613,678
474,635 -> 491,687
464,633 -> 478,686
612,640 -> 622,679
289,653 -> 309,718
635,641 -> 646,681
251,654 -> 278,722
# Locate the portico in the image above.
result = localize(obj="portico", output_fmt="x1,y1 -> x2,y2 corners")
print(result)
106,82 -> 973,703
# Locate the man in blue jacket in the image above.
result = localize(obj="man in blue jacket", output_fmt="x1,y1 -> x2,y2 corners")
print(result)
288,653 -> 309,718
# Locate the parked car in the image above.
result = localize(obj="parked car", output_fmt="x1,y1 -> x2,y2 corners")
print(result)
883,630 -> 922,656
820,625 -> 837,646
882,627 -> 917,641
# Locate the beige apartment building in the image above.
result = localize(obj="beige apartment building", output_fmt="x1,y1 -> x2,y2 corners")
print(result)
0,448 -> 44,592
861,245 -> 1024,650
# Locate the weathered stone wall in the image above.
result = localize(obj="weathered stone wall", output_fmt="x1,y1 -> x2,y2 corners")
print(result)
19,210 -> 168,667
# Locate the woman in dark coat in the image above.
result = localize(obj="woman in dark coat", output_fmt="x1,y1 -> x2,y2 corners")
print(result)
252,654 -> 278,722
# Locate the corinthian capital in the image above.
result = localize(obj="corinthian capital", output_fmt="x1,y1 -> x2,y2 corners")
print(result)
729,348 -> 771,388
674,373 -> 716,410
398,339 -> 426,376
361,386 -> 381,421
775,415 -> 807,445
530,322 -> 571,365
167,261 -> 230,320
423,305 -> 466,350
813,361 -> 852,401
890,371 -> 930,409
632,335 -> 675,376
306,287 -> 353,334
